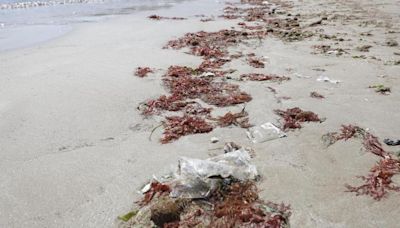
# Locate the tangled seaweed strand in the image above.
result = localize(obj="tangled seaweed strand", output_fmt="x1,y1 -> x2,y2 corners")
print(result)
247,57 -> 265,68
325,125 -> 400,200
346,158 -> 400,200
209,181 -> 291,227
310,91 -> 324,99
210,110 -> 252,128
274,107 -> 321,130
148,15 -> 187,20
141,95 -> 188,115
241,73 -> 290,82
135,67 -> 153,77
158,181 -> 291,228
163,66 -> 252,107
161,115 -> 213,143
140,181 -> 171,206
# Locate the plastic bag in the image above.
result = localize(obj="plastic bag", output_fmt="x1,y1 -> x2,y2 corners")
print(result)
246,122 -> 286,143
170,149 -> 258,198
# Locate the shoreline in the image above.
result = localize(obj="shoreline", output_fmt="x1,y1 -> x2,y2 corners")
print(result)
1,0 -> 400,227
0,0 -> 191,52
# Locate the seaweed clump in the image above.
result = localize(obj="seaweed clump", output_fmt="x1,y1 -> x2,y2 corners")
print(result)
323,124 -> 400,200
148,15 -> 187,20
161,115 -> 214,143
241,73 -> 290,82
274,107 -> 321,130
210,110 -> 252,128
310,91 -> 325,99
135,67 -> 153,77
128,180 -> 291,227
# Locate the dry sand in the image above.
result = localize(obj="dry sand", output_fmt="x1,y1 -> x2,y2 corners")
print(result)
0,0 -> 399,227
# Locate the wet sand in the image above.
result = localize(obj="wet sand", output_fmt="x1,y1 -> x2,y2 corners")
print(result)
1,0 -> 399,227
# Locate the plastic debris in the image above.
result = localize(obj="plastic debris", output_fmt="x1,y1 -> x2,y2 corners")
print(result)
369,84 -> 391,95
118,210 -> 138,222
384,139 -> 400,146
170,149 -> 259,198
122,147 -> 291,227
247,122 -> 286,143
210,137 -> 219,143
316,75 -> 341,84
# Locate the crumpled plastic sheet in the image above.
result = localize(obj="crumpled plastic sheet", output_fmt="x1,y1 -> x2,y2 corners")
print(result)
170,149 -> 259,198
247,122 -> 287,143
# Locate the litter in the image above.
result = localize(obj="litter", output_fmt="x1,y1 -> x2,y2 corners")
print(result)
246,122 -> 287,143
170,149 -> 259,198
121,147 -> 291,227
118,210 -> 138,222
316,75 -> 341,84
294,73 -> 311,79
210,137 -> 219,143
369,84 -> 391,95
384,139 -> 400,146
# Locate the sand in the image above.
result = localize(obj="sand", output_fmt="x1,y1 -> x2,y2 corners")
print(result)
0,0 -> 399,227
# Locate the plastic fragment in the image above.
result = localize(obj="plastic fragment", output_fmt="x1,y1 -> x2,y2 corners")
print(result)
118,210 -> 138,222
316,75 -> 341,84
247,122 -> 287,143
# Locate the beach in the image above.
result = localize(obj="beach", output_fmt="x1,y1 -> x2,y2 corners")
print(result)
0,0 -> 399,227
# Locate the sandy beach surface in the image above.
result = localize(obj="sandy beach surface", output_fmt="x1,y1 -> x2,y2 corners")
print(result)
1,0 -> 399,227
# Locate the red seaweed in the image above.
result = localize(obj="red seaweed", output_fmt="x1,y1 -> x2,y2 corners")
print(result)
324,125 -> 400,200
140,181 -> 171,206
135,67 -> 153,77
161,115 -> 213,143
346,158 -> 400,200
210,110 -> 251,128
274,107 -> 321,130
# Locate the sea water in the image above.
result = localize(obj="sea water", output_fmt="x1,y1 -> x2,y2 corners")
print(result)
0,0 -> 181,51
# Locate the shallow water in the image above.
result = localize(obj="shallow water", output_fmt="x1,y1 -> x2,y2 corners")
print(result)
0,0 -> 184,51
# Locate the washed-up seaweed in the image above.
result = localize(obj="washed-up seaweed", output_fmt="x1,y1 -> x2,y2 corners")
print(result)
274,107 -> 321,130
247,57 -> 265,68
208,181 -> 291,227
241,73 -> 290,82
164,29 -> 268,59
161,115 -> 214,143
345,158 -> 400,200
140,181 -> 171,206
135,67 -> 153,77
148,15 -> 187,20
140,95 -> 190,115
323,125 -> 400,200
130,180 -> 291,227
209,110 -> 251,128
310,91 -> 325,99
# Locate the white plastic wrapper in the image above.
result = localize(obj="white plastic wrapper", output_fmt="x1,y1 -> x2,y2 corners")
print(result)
246,122 -> 286,143
170,149 -> 258,199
